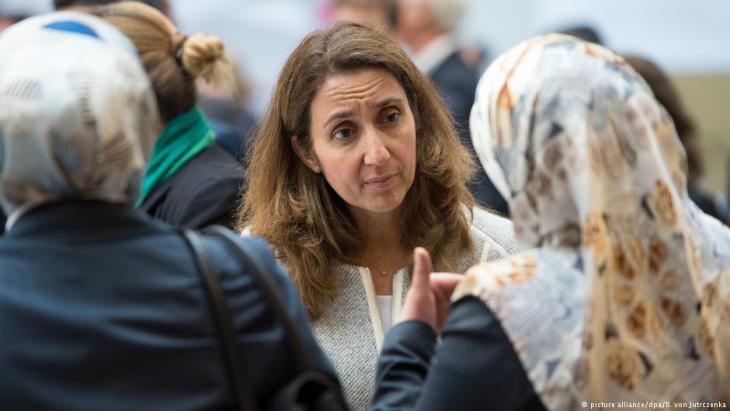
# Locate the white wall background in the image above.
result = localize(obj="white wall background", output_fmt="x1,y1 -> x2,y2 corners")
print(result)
460,0 -> 730,74
174,0 -> 320,115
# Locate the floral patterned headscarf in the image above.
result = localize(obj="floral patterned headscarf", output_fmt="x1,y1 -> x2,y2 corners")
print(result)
0,12 -> 159,225
454,34 -> 730,409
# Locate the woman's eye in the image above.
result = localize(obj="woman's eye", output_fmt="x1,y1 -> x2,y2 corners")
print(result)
384,111 -> 400,124
333,128 -> 353,140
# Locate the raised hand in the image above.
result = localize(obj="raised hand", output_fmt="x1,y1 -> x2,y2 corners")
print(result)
400,247 -> 462,332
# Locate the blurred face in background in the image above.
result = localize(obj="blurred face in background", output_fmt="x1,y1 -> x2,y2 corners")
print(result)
334,4 -> 390,32
296,68 -> 417,218
0,18 -> 14,32
394,0 -> 430,46
1,14 -> 31,33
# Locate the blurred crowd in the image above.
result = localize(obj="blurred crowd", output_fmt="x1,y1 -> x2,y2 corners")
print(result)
0,1 -> 728,410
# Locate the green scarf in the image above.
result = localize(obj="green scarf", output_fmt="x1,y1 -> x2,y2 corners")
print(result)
138,107 -> 215,204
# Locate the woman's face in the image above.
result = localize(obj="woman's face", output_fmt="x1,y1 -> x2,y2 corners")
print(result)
296,68 -> 417,216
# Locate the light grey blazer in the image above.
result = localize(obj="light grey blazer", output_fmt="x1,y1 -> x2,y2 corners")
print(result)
311,207 -> 518,410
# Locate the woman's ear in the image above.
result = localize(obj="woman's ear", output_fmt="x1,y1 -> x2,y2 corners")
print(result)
291,135 -> 322,173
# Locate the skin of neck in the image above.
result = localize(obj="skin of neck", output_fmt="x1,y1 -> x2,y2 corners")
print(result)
350,205 -> 402,254
350,205 -> 409,270
350,206 -> 407,296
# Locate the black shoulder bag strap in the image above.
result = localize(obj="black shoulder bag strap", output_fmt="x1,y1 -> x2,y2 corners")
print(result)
202,225 -> 316,371
204,227 -> 346,411
181,229 -> 258,411
186,226 -> 346,411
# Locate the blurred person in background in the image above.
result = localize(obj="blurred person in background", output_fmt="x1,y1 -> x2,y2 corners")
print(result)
624,55 -> 727,225
93,1 -> 243,229
395,0 -> 508,215
458,41 -> 489,74
1,0 -> 49,31
54,0 -> 170,15
557,23 -> 604,45
239,21 -> 517,409
197,59 -> 258,165
0,12 -> 344,410
372,34 -> 730,411
330,0 -> 398,33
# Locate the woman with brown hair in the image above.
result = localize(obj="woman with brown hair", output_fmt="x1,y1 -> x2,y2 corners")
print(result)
239,21 -> 517,408
93,1 -> 243,229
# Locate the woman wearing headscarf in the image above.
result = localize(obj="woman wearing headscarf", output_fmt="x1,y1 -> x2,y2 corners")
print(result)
92,1 -> 243,229
0,13 -> 342,410
372,34 -> 730,410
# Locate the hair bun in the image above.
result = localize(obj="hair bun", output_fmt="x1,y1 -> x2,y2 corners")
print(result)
180,33 -> 228,83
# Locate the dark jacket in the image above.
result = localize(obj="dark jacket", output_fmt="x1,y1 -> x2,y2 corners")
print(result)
209,117 -> 250,165
0,201 -> 341,411
371,296 -> 546,411
201,97 -> 258,166
139,144 -> 243,229
430,52 -> 509,216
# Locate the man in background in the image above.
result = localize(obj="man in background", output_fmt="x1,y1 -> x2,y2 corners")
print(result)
395,0 -> 508,215
331,0 -> 398,33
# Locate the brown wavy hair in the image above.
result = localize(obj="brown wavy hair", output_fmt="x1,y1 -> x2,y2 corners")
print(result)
238,22 -> 475,319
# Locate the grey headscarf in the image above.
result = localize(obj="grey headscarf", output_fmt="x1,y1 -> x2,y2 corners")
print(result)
0,12 -> 159,227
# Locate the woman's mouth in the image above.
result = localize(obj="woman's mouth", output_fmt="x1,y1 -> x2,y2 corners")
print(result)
365,174 -> 396,188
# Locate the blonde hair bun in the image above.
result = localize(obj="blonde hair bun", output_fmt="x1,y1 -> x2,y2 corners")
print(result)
181,33 -> 230,85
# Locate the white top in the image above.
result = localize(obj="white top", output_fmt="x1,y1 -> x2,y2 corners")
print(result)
375,295 -> 393,334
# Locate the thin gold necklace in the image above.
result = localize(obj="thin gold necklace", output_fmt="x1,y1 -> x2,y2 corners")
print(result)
366,261 -> 407,277
348,253 -> 407,277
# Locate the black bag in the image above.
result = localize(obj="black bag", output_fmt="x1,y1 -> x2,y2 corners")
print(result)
181,226 -> 347,411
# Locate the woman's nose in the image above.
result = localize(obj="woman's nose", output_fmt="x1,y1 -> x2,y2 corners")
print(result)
362,129 -> 391,166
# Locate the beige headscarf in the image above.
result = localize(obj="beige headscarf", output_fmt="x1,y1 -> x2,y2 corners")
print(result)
454,34 -> 730,409
0,12 -> 159,226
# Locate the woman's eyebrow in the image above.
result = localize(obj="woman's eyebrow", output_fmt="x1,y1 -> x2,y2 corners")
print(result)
373,97 -> 404,110
324,110 -> 354,128
324,97 -> 404,127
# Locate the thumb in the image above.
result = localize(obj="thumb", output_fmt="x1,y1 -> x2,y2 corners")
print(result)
400,247 -> 436,329
411,247 -> 432,290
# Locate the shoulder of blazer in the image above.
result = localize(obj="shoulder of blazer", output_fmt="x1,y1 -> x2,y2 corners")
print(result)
469,207 -> 518,256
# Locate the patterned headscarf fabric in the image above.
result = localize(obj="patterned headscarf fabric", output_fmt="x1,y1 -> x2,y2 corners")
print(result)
454,34 -> 730,409
0,12 -> 159,223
